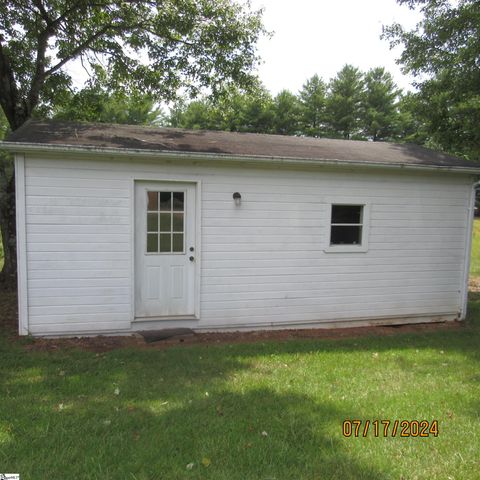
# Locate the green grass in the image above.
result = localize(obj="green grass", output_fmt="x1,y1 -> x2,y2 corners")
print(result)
1,294 -> 480,479
0,221 -> 479,478
0,232 -> 3,271
470,218 -> 480,275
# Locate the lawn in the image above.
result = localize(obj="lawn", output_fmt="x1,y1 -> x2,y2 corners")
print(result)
1,290 -> 480,480
470,218 -> 480,276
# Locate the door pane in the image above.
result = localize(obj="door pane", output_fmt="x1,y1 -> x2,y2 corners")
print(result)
172,233 -> 184,252
160,233 -> 172,252
147,233 -> 159,252
173,213 -> 184,232
160,213 -> 172,232
172,192 -> 184,211
160,192 -> 172,211
147,192 -> 158,211
147,213 -> 158,232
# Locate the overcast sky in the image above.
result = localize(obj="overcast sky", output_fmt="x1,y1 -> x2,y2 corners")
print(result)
249,0 -> 421,94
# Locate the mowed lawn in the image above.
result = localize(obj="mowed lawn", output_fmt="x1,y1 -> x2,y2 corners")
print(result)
0,221 -> 479,479
0,291 -> 479,479
470,218 -> 480,275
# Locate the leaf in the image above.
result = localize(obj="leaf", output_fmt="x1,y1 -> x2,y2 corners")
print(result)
201,457 -> 211,467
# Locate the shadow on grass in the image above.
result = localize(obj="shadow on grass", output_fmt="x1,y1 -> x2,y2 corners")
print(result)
0,345 -> 390,480
1,293 -> 480,478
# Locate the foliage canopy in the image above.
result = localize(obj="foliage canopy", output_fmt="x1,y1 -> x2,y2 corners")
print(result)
383,0 -> 480,159
0,0 -> 266,130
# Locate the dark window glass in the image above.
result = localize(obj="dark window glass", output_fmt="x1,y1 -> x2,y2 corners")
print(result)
160,213 -> 171,232
159,192 -> 172,211
330,226 -> 362,245
160,234 -> 172,252
172,192 -> 184,211
147,233 -> 159,252
332,205 -> 362,224
172,233 -> 184,252
147,213 -> 158,232
173,213 -> 184,232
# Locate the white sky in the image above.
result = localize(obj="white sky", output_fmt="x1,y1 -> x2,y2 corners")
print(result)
249,0 -> 421,94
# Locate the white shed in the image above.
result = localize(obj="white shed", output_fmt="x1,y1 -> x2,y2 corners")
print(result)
3,120 -> 479,336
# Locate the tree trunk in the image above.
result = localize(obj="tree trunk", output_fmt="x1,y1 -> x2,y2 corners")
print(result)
0,159 -> 16,289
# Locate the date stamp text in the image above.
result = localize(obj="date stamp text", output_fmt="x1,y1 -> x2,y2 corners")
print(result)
342,419 -> 439,438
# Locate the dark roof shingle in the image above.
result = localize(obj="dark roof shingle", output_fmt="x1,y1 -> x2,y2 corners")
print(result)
4,119 -> 479,170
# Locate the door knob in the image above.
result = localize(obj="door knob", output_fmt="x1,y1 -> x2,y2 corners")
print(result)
189,256 -> 195,262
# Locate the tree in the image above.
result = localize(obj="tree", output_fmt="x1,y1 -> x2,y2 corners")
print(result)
0,0 -> 266,129
396,92 -> 430,145
0,111 -> 14,284
298,74 -> 327,137
325,65 -> 364,139
383,0 -> 480,158
167,84 -> 275,134
360,67 -> 401,141
215,85 -> 275,133
53,70 -> 164,125
272,90 -> 301,135
0,0 -> 266,279
168,98 -> 216,130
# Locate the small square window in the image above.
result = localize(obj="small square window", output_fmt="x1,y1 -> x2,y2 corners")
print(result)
330,205 -> 364,246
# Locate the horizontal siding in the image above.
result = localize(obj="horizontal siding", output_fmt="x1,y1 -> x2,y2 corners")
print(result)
23,154 -> 473,334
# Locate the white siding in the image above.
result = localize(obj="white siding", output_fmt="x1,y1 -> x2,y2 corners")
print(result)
21,154 -> 474,335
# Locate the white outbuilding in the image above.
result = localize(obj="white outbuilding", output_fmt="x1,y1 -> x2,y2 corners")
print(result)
3,120 -> 479,336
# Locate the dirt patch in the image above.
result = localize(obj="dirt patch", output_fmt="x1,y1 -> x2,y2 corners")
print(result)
20,320 -> 465,353
23,335 -> 145,353
469,277 -> 480,292
0,290 -> 468,353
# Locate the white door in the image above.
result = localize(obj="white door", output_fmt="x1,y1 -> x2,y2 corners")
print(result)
135,182 -> 196,318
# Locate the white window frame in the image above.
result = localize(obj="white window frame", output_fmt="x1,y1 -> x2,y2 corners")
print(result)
145,189 -> 187,255
324,202 -> 370,253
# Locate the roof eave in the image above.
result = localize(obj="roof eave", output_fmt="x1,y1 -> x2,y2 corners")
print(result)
2,141 -> 479,175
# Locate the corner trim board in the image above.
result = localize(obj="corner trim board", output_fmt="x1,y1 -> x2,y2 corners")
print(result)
15,153 -> 29,335
461,181 -> 477,319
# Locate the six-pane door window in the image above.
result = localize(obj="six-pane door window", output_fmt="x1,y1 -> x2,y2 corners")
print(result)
146,191 -> 185,253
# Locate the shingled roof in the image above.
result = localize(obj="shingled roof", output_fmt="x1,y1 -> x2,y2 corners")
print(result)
3,119 -> 479,171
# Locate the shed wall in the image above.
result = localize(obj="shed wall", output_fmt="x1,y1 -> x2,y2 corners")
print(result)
20,154 -> 473,335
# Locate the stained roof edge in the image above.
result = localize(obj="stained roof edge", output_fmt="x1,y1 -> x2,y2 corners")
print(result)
2,140 -> 479,175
